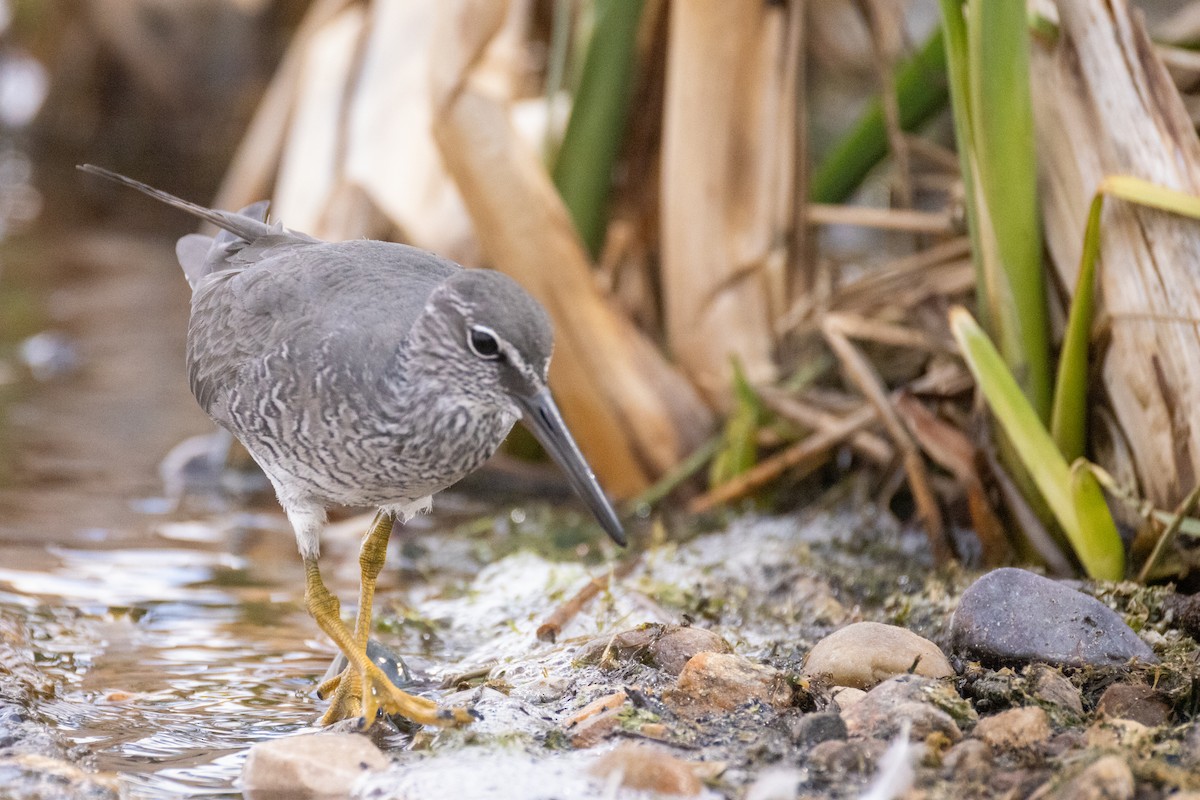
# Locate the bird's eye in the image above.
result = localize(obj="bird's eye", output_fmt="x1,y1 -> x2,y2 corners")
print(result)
468,325 -> 502,359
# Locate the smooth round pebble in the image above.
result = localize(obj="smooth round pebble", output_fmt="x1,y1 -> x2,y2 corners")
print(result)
241,733 -> 388,800
803,621 -> 954,689
973,706 -> 1051,751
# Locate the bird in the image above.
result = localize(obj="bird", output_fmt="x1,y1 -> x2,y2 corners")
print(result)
78,164 -> 626,728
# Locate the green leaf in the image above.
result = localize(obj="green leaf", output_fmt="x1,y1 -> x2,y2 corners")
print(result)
552,0 -> 644,257
950,306 -> 1124,580
708,359 -> 763,487
810,28 -> 949,204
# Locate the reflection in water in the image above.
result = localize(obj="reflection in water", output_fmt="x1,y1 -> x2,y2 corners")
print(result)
0,533 -> 332,798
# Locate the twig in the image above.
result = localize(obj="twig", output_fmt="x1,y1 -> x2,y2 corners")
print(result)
822,316 -> 952,564
807,203 -> 956,233
758,386 -> 893,465
689,403 -> 879,513
1136,481 -> 1200,582
536,556 -> 642,643
858,0 -> 913,208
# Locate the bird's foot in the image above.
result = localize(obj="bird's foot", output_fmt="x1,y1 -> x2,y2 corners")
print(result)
318,662 -> 475,728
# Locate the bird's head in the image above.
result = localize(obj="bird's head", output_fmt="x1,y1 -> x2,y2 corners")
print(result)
422,269 -> 625,546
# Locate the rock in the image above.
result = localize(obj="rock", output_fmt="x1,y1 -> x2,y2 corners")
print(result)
1183,723 -> 1200,768
1164,592 -> 1200,640
0,754 -> 123,800
1096,683 -> 1171,727
590,744 -> 702,796
807,739 -> 885,778
803,621 -> 954,689
576,624 -> 732,676
943,739 -> 992,783
563,690 -> 628,749
667,653 -> 793,714
830,686 -> 867,710
1085,719 -> 1153,750
1052,755 -> 1133,800
241,732 -> 388,800
785,711 -> 847,748
973,707 -> 1051,752
949,568 -> 1158,668
1026,665 -> 1084,717
841,675 -> 970,742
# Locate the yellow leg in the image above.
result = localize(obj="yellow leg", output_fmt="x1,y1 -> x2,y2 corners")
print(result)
317,512 -> 395,714
303,518 -> 474,728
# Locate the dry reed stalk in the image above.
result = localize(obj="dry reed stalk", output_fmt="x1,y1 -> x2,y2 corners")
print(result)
822,316 -> 951,563
1032,0 -> 1200,510
758,386 -> 893,465
215,0 -> 356,213
689,403 -> 880,513
821,312 -> 949,353
894,392 -> 1010,566
429,0 -> 713,496
858,0 -> 913,207
806,204 -> 957,233
660,0 -> 796,405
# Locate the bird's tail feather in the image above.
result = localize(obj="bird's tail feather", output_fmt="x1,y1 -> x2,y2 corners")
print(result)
77,164 -> 276,245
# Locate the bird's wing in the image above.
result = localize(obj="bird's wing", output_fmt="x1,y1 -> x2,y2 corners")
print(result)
176,200 -> 273,288
187,240 -> 460,420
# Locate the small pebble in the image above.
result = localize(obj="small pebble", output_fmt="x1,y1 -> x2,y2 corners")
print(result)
1026,665 -> 1084,717
0,754 -> 122,800
807,739 -> 885,778
1051,755 -> 1133,800
576,624 -> 732,676
1096,683 -> 1171,727
841,675 -> 969,742
1085,718 -> 1153,750
590,744 -> 702,796
241,732 -> 388,800
972,706 -> 1051,751
668,653 -> 793,714
942,739 -> 992,783
949,568 -> 1157,668
830,686 -> 867,710
803,621 -> 954,689
785,711 -> 847,748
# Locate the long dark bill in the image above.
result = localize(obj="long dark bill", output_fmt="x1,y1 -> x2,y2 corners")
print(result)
518,389 -> 626,547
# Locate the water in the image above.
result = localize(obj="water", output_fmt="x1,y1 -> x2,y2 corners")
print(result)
0,524 -> 333,797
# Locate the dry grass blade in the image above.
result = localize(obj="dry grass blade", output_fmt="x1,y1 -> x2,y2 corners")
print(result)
858,0 -> 913,207
822,316 -> 951,563
758,387 -> 893,465
429,0 -> 713,496
806,204 -> 957,233
688,403 -> 879,514
821,312 -> 950,353
894,392 -> 1010,566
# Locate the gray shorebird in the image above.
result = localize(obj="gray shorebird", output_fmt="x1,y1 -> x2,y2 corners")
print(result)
79,165 -> 625,728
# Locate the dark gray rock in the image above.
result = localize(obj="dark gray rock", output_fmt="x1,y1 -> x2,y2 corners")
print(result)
949,568 -> 1157,669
